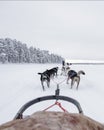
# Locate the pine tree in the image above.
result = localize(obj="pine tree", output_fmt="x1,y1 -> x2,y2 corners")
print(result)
0,38 -> 64,64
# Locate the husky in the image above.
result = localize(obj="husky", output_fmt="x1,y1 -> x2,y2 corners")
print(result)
38,67 -> 58,91
61,63 -> 71,76
67,70 -> 85,90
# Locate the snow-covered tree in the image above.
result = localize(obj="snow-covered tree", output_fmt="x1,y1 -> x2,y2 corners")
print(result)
0,38 -> 64,64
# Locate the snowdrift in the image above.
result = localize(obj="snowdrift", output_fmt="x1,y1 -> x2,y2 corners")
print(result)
0,111 -> 104,130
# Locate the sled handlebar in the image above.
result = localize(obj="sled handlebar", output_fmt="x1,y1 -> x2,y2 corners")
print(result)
14,95 -> 83,119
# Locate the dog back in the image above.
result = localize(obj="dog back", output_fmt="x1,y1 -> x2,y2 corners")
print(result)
68,70 -> 77,79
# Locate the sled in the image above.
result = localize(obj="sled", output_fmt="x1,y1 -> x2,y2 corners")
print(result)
14,87 -> 83,119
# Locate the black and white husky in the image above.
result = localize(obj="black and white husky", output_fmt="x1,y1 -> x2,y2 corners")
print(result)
67,70 -> 85,90
38,70 -> 50,91
38,67 -> 58,91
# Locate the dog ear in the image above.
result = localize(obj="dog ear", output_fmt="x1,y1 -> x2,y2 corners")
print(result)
83,72 -> 85,75
38,73 -> 42,75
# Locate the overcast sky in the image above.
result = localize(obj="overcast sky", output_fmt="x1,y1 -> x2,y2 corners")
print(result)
0,1 -> 104,60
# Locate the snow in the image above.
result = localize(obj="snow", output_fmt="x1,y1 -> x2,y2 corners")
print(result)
0,63 -> 104,125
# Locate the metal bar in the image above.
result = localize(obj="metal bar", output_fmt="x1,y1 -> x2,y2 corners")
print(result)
14,95 -> 83,119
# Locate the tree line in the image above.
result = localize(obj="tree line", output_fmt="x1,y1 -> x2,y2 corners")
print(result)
0,38 -> 64,64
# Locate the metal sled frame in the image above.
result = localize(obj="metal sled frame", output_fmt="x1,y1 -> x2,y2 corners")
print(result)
14,88 -> 83,119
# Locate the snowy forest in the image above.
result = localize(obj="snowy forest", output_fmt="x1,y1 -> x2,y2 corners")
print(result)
0,38 -> 64,63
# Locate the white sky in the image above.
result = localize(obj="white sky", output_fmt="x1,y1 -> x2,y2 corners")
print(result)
0,1 -> 104,60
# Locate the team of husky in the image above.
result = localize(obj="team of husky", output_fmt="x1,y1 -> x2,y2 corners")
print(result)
38,61 -> 85,91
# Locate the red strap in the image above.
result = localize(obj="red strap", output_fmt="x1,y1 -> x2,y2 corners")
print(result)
55,101 -> 68,112
43,103 -> 56,111
43,101 -> 68,112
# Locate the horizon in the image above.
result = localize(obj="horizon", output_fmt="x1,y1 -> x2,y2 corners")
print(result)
65,59 -> 104,63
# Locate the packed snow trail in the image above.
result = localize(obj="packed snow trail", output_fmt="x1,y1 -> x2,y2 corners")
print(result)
0,63 -> 104,124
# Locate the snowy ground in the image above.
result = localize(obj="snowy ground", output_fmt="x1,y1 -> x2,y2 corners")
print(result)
0,63 -> 104,125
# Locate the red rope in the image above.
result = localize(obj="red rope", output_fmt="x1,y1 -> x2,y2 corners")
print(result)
55,101 -> 68,112
43,101 -> 68,112
43,103 -> 56,111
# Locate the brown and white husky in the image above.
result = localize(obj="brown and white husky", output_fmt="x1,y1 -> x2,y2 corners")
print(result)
67,70 -> 85,90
